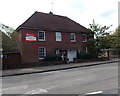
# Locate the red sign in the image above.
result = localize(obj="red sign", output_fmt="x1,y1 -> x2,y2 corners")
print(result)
26,34 -> 37,42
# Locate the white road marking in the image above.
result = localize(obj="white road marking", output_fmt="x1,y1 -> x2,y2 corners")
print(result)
85,91 -> 103,95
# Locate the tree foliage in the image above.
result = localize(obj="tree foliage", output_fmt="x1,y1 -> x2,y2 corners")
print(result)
107,27 -> 120,55
1,23 -> 19,52
109,27 -> 120,48
88,20 -> 112,56
2,32 -> 11,51
89,20 -> 112,38
10,31 -> 20,51
0,23 -> 14,36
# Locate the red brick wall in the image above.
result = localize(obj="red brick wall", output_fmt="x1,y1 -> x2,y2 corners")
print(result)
19,29 -> 90,64
3,53 -> 21,69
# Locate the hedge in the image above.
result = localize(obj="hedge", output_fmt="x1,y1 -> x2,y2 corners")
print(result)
77,52 -> 97,59
43,54 -> 62,61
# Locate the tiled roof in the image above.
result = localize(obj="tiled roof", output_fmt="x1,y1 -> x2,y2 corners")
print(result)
17,11 -> 89,32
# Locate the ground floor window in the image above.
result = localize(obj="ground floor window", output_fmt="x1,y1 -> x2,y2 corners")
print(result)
83,47 -> 88,53
56,50 -> 62,55
38,47 -> 46,59
3,53 -> 11,58
55,49 -> 67,56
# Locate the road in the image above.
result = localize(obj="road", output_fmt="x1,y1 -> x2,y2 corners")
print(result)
2,62 -> 118,95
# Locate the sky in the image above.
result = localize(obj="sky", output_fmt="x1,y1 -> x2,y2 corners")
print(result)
0,0 -> 119,32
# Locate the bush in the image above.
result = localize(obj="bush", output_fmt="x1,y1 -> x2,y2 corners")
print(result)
113,48 -> 120,55
43,54 -> 62,61
77,52 -> 96,59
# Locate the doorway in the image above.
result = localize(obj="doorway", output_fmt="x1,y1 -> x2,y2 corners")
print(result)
67,50 -> 77,62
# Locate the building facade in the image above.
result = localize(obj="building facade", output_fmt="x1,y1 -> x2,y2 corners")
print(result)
17,11 -> 93,64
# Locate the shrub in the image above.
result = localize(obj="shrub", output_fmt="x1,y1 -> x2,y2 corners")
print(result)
43,54 -> 62,61
77,52 -> 97,59
113,48 -> 120,55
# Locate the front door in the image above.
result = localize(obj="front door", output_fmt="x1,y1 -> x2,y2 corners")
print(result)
67,50 -> 76,62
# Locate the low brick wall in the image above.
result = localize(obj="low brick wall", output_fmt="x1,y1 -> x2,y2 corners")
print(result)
3,60 -> 64,69
3,52 -> 21,69
20,60 -> 63,68
75,57 -> 109,63
3,56 -> 110,70
75,58 -> 96,63
39,60 -> 64,66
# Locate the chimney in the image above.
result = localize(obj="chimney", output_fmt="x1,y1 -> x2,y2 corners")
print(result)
49,11 -> 53,14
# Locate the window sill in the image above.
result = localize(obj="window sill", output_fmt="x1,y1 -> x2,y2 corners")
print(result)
71,41 -> 76,42
83,41 -> 87,42
38,40 -> 46,42
38,58 -> 44,60
56,41 -> 62,42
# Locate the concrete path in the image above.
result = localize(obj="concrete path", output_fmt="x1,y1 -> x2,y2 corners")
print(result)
1,58 -> 120,77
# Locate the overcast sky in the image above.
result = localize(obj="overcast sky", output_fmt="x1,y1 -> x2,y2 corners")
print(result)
0,0 -> 119,32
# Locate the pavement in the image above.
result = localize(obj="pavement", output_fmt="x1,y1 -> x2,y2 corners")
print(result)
1,58 -> 120,77
2,61 -> 118,94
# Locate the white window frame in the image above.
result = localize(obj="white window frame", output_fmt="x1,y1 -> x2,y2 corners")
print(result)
85,47 -> 88,53
82,34 -> 87,42
70,33 -> 76,42
56,32 -> 62,41
38,47 -> 46,59
56,49 -> 60,54
83,47 -> 88,53
38,31 -> 45,41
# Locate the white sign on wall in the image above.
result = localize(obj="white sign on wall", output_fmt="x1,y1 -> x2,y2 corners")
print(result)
26,34 -> 37,42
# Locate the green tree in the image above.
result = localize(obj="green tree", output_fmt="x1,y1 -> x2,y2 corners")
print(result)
2,31 -> 11,51
110,27 -> 120,48
88,20 -> 112,57
0,23 -> 19,52
10,31 -> 20,52
108,27 -> 120,55
0,23 -> 14,36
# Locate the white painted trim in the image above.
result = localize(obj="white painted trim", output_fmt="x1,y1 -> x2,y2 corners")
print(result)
38,47 -> 46,59
82,34 -> 87,42
67,49 -> 77,62
56,32 -> 62,41
70,33 -> 76,42
86,47 -> 88,53
38,31 -> 46,41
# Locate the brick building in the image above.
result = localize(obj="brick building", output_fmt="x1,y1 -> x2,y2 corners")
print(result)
16,11 -> 93,65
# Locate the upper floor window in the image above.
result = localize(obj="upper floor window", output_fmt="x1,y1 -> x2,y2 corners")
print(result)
70,33 -> 76,42
82,34 -> 87,42
56,32 -> 62,41
38,31 -> 45,41
38,47 -> 46,59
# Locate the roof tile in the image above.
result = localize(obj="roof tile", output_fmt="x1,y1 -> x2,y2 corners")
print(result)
17,11 -> 89,32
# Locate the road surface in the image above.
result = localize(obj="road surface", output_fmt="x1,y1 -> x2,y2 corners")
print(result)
2,62 -> 118,95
